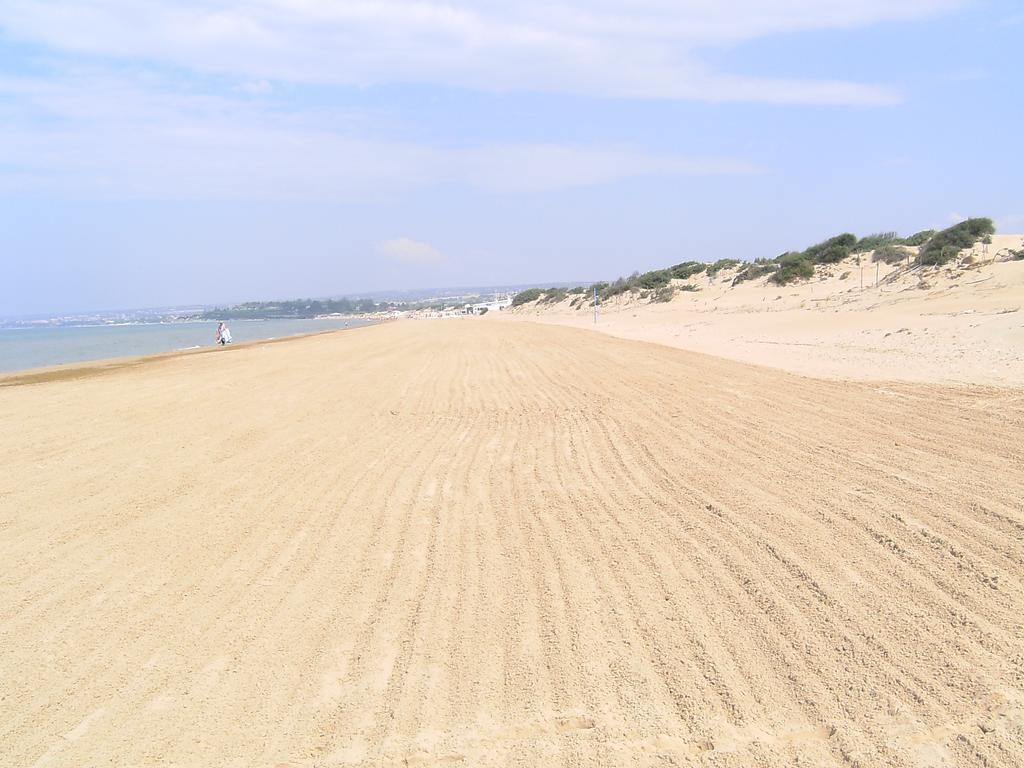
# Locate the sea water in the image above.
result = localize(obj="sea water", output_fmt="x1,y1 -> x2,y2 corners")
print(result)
0,318 -> 376,374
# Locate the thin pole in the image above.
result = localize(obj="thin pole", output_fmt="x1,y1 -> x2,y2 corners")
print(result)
876,262 -> 880,287
593,286 -> 598,324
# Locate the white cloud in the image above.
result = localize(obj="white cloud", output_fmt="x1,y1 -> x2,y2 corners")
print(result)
0,0 -> 961,104
0,72 -> 762,199
376,238 -> 445,265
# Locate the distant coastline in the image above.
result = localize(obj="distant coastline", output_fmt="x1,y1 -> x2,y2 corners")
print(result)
0,317 -> 377,375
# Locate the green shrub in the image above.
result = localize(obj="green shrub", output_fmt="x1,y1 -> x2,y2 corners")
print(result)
540,288 -> 568,303
707,258 -> 741,277
918,218 -> 995,266
511,288 -> 543,306
854,232 -> 898,253
874,244 -> 911,265
770,252 -> 815,285
804,233 -> 856,264
599,271 -> 661,300
669,261 -> 706,280
732,259 -> 778,284
567,285 -> 588,294
678,284 -> 699,292
899,229 -> 936,246
636,269 -> 673,289
601,276 -> 631,299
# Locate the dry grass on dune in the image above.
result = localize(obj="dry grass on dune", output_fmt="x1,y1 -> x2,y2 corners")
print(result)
1,320 -> 1023,767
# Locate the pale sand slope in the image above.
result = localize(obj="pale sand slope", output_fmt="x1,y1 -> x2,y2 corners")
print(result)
503,234 -> 1024,385
1,320 -> 1023,768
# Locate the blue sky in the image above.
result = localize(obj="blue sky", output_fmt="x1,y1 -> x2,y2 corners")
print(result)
0,0 -> 1021,315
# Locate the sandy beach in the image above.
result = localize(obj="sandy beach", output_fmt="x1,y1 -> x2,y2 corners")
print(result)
2,319 -> 1022,766
504,234 -> 1024,386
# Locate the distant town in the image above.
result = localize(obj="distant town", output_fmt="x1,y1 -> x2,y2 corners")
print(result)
0,286 -> 560,329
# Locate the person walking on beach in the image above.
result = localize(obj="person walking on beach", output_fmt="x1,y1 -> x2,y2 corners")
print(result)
215,321 -> 232,345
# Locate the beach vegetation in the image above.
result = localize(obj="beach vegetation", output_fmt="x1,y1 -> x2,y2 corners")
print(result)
512,218 -> 997,308
652,285 -> 676,302
636,269 -> 674,289
770,252 -> 815,285
918,218 -> 995,266
540,287 -> 568,303
854,232 -> 898,252
707,259 -> 741,277
732,259 -> 778,285
874,244 -> 911,265
511,288 -> 543,306
803,233 -> 856,264
601,275 -> 634,300
899,229 -> 936,247
670,261 -> 706,280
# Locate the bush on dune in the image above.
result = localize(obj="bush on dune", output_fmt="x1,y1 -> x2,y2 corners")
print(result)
733,259 -> 778,285
762,232 -> 857,285
519,218 -> 997,307
918,218 -> 995,266
596,269 -> 674,301
540,287 -> 568,303
601,275 -> 635,300
803,233 -> 856,264
511,288 -> 543,306
874,244 -> 911,265
854,232 -> 898,253
653,285 -> 676,303
706,258 -> 741,277
899,229 -> 936,246
670,261 -> 707,280
636,269 -> 673,289
770,252 -> 815,285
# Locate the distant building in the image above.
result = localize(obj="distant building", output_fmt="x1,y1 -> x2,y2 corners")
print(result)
466,293 -> 513,315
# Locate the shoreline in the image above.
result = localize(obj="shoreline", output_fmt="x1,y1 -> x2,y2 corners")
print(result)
0,321 -> 383,387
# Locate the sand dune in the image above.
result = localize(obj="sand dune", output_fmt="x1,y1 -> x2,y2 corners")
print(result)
2,320 -> 1023,766
505,234 -> 1024,385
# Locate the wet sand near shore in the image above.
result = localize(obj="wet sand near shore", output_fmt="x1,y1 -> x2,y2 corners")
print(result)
2,319 -> 1022,767
0,325 -> 372,388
